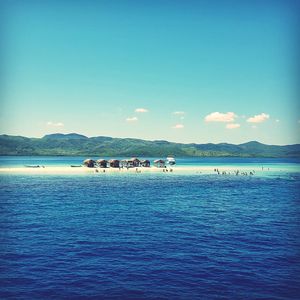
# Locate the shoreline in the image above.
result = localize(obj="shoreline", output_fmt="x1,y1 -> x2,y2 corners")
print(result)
0,165 -> 293,176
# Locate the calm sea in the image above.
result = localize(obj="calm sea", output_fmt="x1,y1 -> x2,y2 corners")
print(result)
1,157 -> 300,299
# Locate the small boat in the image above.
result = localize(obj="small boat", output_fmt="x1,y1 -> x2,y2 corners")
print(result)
166,156 -> 176,166
70,165 -> 82,168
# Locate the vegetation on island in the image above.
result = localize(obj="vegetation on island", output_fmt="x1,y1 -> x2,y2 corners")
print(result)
0,133 -> 300,157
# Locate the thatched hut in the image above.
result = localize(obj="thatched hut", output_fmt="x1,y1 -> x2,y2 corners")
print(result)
154,159 -> 165,168
129,157 -> 140,167
97,159 -> 108,168
140,159 -> 150,167
120,158 -> 141,168
108,159 -> 120,168
83,159 -> 96,168
120,159 -> 129,168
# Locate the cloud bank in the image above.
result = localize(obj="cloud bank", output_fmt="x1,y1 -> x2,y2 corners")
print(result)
173,124 -> 184,129
135,108 -> 148,113
205,112 -> 236,123
47,121 -> 64,127
247,113 -> 269,123
126,117 -> 138,122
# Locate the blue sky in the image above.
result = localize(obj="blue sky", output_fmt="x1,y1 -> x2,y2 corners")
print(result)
1,0 -> 299,145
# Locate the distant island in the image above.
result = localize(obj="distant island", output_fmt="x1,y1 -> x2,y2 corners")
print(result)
0,133 -> 300,157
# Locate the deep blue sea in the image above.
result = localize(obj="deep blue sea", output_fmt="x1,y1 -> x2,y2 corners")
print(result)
1,157 -> 300,299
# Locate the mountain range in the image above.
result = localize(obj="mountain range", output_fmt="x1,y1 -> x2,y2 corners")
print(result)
0,133 -> 300,157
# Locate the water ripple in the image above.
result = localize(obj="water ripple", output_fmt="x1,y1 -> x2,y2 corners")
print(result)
0,174 -> 300,299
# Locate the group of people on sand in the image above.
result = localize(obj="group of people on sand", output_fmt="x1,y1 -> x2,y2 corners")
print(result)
213,168 -> 255,176
94,166 -> 174,174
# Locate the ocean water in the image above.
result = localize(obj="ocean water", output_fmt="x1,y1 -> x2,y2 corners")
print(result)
1,158 -> 300,299
1,156 -> 300,170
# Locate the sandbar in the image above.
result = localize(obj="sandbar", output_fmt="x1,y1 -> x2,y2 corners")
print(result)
0,165 -> 282,176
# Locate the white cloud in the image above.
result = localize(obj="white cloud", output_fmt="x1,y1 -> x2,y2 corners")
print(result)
126,117 -> 138,122
205,112 -> 236,123
47,121 -> 64,127
226,123 -> 240,129
172,124 -> 184,129
247,113 -> 270,123
135,108 -> 148,113
173,111 -> 185,115
275,119 -> 280,123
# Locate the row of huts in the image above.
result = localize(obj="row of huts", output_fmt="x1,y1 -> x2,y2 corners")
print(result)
83,158 -> 166,168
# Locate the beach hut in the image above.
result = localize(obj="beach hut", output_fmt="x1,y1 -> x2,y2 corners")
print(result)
108,159 -> 120,168
97,159 -> 108,168
120,158 -> 141,168
154,159 -> 165,168
120,159 -> 129,168
140,159 -> 150,167
129,157 -> 140,167
83,159 -> 96,168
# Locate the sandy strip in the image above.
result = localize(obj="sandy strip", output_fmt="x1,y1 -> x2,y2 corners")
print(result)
0,165 -> 272,175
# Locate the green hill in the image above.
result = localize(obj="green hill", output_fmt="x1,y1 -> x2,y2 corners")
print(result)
0,134 -> 299,157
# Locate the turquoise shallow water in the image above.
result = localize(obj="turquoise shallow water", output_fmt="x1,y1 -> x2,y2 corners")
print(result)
0,157 -> 300,299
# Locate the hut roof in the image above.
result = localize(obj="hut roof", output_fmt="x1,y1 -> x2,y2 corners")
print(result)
83,158 -> 95,163
97,159 -> 107,163
140,159 -> 150,163
154,159 -> 165,163
108,159 -> 119,162
130,157 -> 140,161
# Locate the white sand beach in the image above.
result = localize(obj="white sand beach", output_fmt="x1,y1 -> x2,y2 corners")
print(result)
0,165 -> 277,176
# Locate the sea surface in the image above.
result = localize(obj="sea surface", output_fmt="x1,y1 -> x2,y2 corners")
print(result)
1,157 -> 300,299
1,156 -> 300,170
